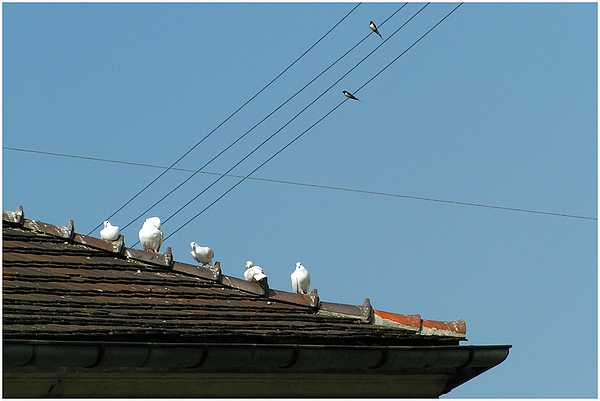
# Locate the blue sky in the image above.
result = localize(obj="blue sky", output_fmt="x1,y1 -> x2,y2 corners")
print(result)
2,2 -> 597,397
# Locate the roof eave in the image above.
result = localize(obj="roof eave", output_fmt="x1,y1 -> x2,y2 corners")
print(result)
3,339 -> 511,397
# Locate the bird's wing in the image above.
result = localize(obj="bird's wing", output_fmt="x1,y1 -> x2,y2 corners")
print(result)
157,230 -> 164,249
253,268 -> 266,281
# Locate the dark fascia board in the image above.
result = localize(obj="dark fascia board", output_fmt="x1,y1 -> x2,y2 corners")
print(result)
3,339 -> 511,378
3,340 -> 511,397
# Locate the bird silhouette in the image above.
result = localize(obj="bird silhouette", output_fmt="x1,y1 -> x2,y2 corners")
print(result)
343,90 -> 361,101
370,21 -> 383,39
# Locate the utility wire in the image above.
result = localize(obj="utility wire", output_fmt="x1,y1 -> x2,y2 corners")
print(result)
118,3 -> 408,229
162,3 -> 463,241
5,147 -> 595,221
163,101 -> 346,241
355,2 -> 463,96
87,2 -> 362,235
119,3 -> 408,232
8,6 -> 590,237
154,3 -> 431,244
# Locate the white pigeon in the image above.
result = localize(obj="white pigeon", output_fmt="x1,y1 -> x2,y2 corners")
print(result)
190,242 -> 214,266
138,217 -> 163,252
100,220 -> 120,241
244,260 -> 269,295
244,261 -> 266,281
291,261 -> 311,294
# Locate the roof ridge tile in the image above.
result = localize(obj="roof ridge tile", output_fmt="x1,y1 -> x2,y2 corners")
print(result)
318,298 -> 373,322
421,318 -> 467,338
172,261 -> 222,283
73,233 -> 126,255
3,205 -> 25,225
21,218 -> 75,240
125,247 -> 173,268
373,309 -> 467,338
373,310 -> 422,331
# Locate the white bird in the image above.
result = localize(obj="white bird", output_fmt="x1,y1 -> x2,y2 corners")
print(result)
244,260 -> 269,294
291,261 -> 311,294
138,217 -> 163,252
100,220 -> 120,241
190,242 -> 214,266
244,261 -> 266,281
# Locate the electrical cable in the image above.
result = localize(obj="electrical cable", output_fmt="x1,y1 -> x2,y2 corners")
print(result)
151,3 -> 431,244
118,3 -> 409,232
354,2 -> 463,97
161,3 -> 466,242
87,2 -> 362,235
8,4 -> 591,236
5,147 -> 595,221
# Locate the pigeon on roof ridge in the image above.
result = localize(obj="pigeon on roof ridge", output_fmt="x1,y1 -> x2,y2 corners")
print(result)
138,217 -> 163,253
291,261 -> 311,294
244,260 -> 269,295
100,220 -> 120,241
190,241 -> 214,266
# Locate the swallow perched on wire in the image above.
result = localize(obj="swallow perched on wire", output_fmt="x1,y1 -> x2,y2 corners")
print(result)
369,21 -> 383,39
343,90 -> 361,102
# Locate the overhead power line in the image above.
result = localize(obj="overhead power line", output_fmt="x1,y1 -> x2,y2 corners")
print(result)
161,3 -> 473,240
5,146 -> 596,222
355,3 -> 461,96
158,3 -> 494,241
118,3 -> 409,232
87,2 -> 362,235
155,3 -> 431,242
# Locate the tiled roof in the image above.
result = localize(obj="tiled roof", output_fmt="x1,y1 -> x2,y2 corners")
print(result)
3,206 -> 466,346
3,207 -> 513,398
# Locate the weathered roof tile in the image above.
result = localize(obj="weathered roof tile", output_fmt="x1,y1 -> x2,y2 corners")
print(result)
3,207 -> 467,345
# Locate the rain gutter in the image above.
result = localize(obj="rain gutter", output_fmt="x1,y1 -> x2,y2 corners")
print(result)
5,339 -> 510,382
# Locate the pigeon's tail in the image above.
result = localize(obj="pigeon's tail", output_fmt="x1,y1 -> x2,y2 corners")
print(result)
257,277 -> 269,297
